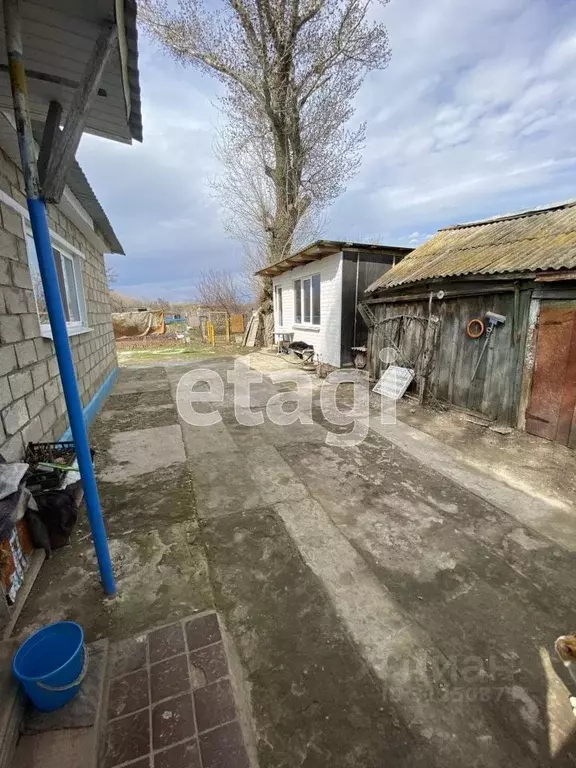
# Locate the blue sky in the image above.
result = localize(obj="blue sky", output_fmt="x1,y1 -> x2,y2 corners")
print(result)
77,0 -> 576,301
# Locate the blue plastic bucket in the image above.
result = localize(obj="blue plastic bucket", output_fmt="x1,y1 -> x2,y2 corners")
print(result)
13,622 -> 87,712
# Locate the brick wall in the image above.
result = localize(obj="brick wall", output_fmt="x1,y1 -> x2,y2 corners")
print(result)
272,253 -> 343,367
0,149 -> 117,460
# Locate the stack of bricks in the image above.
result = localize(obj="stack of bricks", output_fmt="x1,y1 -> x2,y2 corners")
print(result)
0,149 -> 117,461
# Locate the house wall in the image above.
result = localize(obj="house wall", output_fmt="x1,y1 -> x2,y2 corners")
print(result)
272,253 -> 343,367
367,283 -> 531,423
0,148 -> 117,460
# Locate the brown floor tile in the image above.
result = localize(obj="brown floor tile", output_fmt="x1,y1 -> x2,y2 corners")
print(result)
185,613 -> 221,651
189,643 -> 228,687
109,636 -> 148,678
104,709 -> 150,768
149,623 -> 186,664
152,693 -> 196,750
108,668 -> 150,719
199,721 -> 249,768
151,654 -> 190,702
194,679 -> 237,733
154,739 -> 201,768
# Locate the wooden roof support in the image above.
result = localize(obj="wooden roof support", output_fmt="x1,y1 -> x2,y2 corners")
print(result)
37,99 -> 62,186
42,22 -> 118,203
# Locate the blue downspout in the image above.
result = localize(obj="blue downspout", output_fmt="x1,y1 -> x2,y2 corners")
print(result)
3,0 -> 116,595
27,201 -> 116,595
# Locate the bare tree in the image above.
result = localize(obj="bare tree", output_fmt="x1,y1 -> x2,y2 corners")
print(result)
212,121 -> 326,298
105,263 -> 118,286
141,0 -> 390,269
195,269 -> 247,313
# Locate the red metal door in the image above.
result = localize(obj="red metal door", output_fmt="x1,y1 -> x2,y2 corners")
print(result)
525,302 -> 576,446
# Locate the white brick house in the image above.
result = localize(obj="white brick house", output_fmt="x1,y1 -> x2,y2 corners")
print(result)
0,118 -> 128,461
0,0 -> 142,464
257,241 -> 412,367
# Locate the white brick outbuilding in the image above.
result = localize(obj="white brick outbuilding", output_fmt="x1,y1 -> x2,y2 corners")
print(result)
258,241 -> 412,368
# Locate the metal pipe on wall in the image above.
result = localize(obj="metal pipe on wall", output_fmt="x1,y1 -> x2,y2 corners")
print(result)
3,0 -> 116,595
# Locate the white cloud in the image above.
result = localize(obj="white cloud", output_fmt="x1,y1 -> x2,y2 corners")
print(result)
329,0 -> 576,239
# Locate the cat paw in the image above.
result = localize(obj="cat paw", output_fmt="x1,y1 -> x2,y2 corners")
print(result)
569,696 -> 576,715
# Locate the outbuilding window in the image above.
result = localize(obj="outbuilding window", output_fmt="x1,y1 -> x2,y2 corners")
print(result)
294,279 -> 301,323
274,284 -> 283,327
298,274 -> 321,326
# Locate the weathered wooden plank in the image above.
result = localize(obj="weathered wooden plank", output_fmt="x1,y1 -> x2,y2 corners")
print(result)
42,23 -> 118,203
37,98 -> 61,185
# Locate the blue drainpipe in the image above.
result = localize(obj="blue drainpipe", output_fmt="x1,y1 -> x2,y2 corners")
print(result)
4,0 -> 116,595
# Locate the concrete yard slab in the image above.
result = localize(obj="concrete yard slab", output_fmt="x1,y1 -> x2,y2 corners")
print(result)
13,519 -> 213,644
14,386 -> 212,645
96,463 -> 196,536
367,415 -> 576,551
14,726 -> 98,768
111,378 -> 171,395
97,402 -> 177,432
180,420 -> 239,458
98,424 -> 186,482
203,508 -> 428,768
242,444 -> 310,504
189,449 -> 265,518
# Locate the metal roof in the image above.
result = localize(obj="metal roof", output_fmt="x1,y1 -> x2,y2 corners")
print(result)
366,200 -> 576,293
0,112 -> 123,253
0,0 -> 142,144
256,240 -> 412,277
65,158 -> 123,254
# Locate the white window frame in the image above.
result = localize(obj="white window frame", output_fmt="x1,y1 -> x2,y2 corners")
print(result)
25,226 -> 90,339
294,273 -> 321,328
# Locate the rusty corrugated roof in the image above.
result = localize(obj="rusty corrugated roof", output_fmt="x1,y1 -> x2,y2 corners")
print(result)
366,200 -> 576,293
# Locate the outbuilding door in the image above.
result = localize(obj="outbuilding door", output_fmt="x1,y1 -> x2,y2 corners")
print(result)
525,301 -> 576,447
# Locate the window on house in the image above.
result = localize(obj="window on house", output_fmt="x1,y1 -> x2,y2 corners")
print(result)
299,274 -> 320,326
303,278 -> 311,323
26,233 -> 87,336
274,285 -> 283,326
312,273 -> 321,325
294,279 -> 301,323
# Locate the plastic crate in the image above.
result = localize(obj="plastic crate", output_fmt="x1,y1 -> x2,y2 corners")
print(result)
24,442 -> 77,493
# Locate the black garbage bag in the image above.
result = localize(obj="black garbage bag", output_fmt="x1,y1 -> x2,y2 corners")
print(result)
25,488 -> 78,558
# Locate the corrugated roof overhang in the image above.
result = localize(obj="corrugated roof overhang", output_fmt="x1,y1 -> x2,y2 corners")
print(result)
256,240 -> 413,278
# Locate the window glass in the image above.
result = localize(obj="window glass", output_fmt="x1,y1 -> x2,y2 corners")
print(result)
303,278 -> 311,323
294,279 -> 301,323
275,285 -> 283,327
53,250 -> 69,321
61,252 -> 81,322
25,235 -> 49,325
312,274 -> 321,325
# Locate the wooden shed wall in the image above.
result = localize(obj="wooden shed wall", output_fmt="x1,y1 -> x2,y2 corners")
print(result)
367,288 -> 531,423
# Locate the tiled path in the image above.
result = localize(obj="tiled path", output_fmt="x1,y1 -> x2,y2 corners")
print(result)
102,612 -> 249,768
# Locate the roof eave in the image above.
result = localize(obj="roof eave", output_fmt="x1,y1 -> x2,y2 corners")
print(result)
367,267 -> 576,295
256,240 -> 413,277
122,0 -> 143,143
